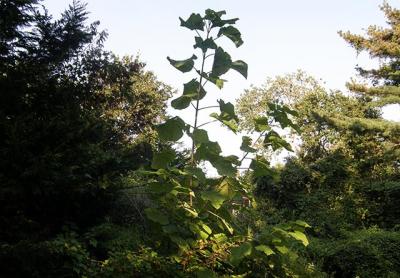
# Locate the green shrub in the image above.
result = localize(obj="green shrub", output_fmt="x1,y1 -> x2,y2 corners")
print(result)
308,229 -> 400,277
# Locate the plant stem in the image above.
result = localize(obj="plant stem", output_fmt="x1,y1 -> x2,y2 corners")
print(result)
189,23 -> 211,205
238,131 -> 266,165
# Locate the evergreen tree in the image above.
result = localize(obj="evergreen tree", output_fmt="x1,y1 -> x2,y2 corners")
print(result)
337,2 -> 400,138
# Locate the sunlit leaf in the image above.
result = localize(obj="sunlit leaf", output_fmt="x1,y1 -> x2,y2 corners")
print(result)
255,244 -> 275,256
201,190 -> 227,209
201,223 -> 212,235
288,231 -> 309,246
212,233 -> 228,243
184,207 -> 199,218
294,220 -> 311,228
275,245 -> 289,254
254,116 -> 270,132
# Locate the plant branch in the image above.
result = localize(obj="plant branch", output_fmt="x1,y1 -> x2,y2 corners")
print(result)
238,131 -> 266,165
195,30 -> 202,38
197,119 -> 218,128
199,105 -> 219,111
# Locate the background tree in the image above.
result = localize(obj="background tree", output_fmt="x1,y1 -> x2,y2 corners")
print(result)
0,1 -> 172,276
236,70 -> 324,132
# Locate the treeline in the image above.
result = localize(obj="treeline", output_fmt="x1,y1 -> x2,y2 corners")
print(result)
0,0 -> 399,277
237,3 -> 400,276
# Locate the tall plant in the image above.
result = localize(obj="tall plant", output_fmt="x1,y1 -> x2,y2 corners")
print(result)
142,9 -> 311,277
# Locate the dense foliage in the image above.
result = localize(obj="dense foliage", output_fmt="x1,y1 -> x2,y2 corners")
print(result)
237,3 -> 400,277
0,0 -> 172,276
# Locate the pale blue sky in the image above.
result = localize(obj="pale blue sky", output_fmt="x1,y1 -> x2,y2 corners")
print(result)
44,0 -> 399,167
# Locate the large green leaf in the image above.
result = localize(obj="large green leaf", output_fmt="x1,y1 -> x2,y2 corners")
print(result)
171,79 -> 206,109
210,112 -> 238,133
192,128 -> 209,145
204,9 -> 238,27
212,233 -> 228,243
201,190 -> 227,209
264,130 -> 293,151
210,99 -> 239,133
179,13 -> 204,30
198,71 -> 225,89
171,96 -> 191,110
240,136 -> 256,153
156,116 -> 186,141
255,244 -> 275,256
249,159 -> 274,178
231,60 -> 248,78
144,208 -> 169,225
219,100 -> 238,120
184,166 -> 206,183
254,116 -> 270,132
267,102 -> 300,132
212,47 -> 232,77
201,223 -> 212,235
194,141 -> 222,161
167,54 -> 197,73
208,211 -> 234,234
151,149 -> 175,169
216,178 -> 237,200
210,156 -> 237,177
229,242 -> 252,266
194,36 -> 217,52
184,79 -> 207,99
294,220 -> 311,229
288,231 -> 309,246
194,140 -> 237,176
218,26 -> 243,47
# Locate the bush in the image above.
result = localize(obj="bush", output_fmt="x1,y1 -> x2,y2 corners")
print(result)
308,229 -> 400,277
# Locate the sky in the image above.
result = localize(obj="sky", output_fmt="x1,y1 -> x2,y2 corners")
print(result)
44,0 -> 399,169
